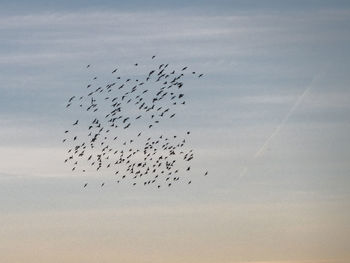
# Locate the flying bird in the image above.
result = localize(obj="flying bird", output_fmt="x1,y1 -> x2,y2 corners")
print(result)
63,57 -> 207,189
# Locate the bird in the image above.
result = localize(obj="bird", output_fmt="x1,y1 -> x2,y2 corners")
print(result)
63,58 -> 207,189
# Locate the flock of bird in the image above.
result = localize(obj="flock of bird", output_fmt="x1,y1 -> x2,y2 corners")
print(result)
63,56 -> 208,188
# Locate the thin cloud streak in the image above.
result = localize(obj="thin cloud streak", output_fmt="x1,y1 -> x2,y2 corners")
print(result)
239,69 -> 326,177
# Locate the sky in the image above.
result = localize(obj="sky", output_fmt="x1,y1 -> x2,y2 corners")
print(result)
0,1 -> 350,262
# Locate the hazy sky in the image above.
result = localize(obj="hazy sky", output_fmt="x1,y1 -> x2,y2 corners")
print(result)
1,1 -> 350,263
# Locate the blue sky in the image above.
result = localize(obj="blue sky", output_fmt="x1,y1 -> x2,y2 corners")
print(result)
1,0 -> 350,13
0,1 -> 350,263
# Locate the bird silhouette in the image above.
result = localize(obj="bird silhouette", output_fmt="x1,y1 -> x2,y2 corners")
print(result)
64,57 -> 207,189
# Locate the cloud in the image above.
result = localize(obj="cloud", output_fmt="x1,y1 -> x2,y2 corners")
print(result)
0,7 -> 349,185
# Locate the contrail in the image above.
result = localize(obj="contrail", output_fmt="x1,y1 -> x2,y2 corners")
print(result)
254,78 -> 315,158
239,73 -> 322,177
